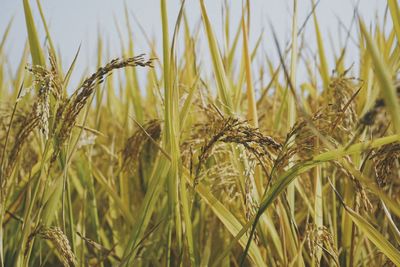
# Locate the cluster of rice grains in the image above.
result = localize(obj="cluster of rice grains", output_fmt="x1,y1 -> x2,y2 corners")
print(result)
26,226 -> 76,267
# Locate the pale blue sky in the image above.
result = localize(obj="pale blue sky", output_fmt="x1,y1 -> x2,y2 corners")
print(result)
0,0 -> 389,90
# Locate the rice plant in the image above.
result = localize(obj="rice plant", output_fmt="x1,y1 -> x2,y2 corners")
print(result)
0,0 -> 399,266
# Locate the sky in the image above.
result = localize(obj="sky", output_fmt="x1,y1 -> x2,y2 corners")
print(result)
0,0 -> 390,91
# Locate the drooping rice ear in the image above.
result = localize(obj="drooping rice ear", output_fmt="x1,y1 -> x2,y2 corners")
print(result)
26,226 -> 77,267
51,56 -> 154,162
194,117 -> 281,186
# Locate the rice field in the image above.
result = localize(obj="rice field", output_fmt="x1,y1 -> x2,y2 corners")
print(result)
0,0 -> 400,266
